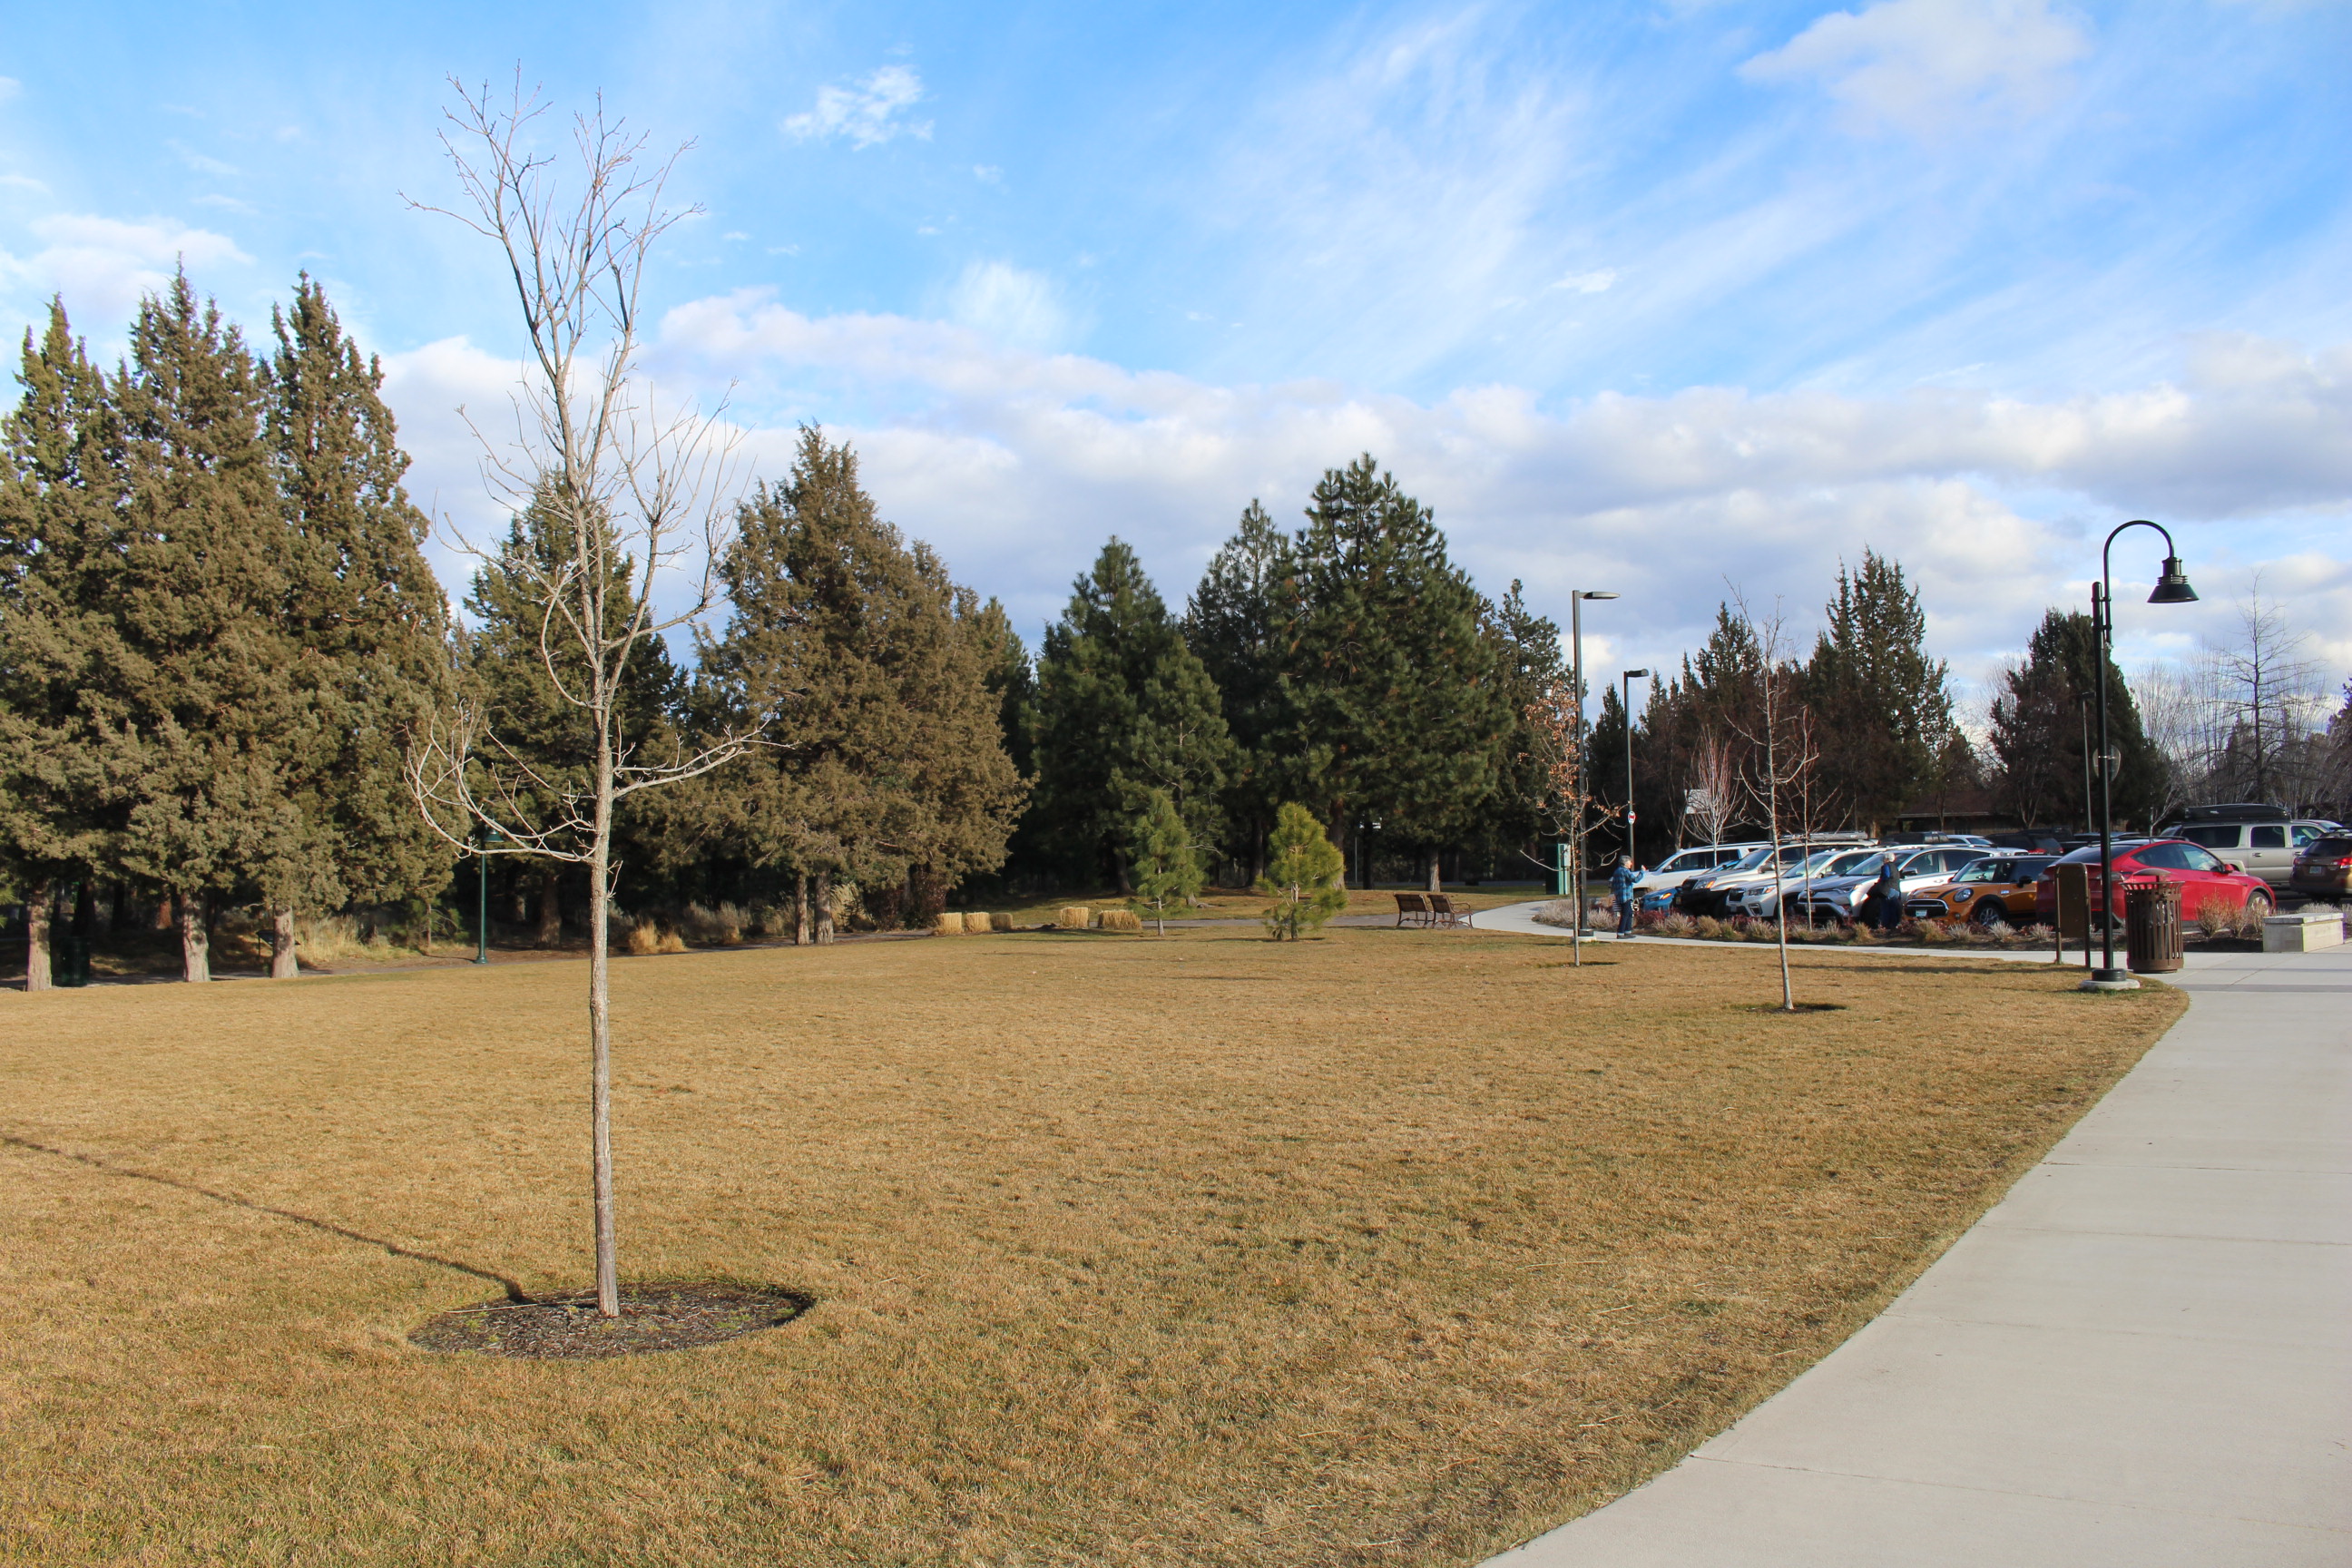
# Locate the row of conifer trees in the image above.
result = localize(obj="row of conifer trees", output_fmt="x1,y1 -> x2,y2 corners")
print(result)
7,273 -> 2020,982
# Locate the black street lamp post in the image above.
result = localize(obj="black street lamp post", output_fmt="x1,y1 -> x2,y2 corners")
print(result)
1568,590 -> 1619,962
475,824 -> 503,966
2090,521 -> 2197,988
1622,669 -> 1651,862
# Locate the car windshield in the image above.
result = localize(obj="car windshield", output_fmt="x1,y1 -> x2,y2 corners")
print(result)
1725,848 -> 1775,872
1827,851 -> 1882,875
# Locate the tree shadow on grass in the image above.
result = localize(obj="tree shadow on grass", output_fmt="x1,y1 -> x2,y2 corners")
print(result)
0,1131 -> 532,1302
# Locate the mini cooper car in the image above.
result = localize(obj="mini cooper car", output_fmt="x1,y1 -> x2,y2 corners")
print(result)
1903,855 -> 2058,926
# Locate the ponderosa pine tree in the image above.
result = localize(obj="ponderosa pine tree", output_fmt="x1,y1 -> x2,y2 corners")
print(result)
1802,550 -> 1954,832
1284,456 -> 1504,887
1990,608 -> 2163,830
701,427 -> 1021,932
1184,501 -> 1297,877
1127,788 -> 1202,935
1031,538 -> 1230,887
256,277 -> 455,974
106,273 -> 296,983
1256,799 -> 1346,940
0,300 -> 124,990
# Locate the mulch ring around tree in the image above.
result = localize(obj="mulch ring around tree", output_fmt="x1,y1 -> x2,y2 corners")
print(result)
410,1281 -> 813,1359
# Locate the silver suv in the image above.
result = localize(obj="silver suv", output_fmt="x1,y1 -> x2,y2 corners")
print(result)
2165,816 -> 2345,888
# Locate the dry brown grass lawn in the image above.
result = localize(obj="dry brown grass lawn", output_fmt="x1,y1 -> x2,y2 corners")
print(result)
0,927 -> 2180,1567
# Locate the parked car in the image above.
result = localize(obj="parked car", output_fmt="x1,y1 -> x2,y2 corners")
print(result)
1795,846 -> 1992,923
1676,838 -> 1872,916
1903,855 -> 2059,927
2161,815 -> 2346,889
1730,846 -> 1887,918
2033,839 -> 2272,926
2289,833 -> 2352,900
1623,842 -> 1772,903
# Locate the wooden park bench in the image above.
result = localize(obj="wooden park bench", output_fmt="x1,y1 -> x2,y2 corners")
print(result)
1394,892 -> 1473,928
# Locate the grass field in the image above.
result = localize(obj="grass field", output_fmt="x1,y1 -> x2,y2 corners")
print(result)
0,926 -> 2181,1566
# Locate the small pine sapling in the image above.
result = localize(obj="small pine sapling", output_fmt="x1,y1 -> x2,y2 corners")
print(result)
1255,801 -> 1347,940
1129,789 -> 1203,936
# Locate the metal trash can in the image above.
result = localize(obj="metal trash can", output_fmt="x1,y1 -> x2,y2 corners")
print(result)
51,933 -> 93,988
2124,878 -> 2182,975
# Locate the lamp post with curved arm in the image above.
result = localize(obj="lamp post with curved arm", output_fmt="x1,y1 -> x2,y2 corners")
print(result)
2089,520 -> 2198,988
1568,590 -> 1620,964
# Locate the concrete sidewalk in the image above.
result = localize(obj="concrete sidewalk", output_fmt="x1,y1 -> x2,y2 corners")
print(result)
1476,906 -> 2352,1566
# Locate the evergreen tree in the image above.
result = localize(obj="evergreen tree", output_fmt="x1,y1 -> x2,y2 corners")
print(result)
1802,550 -> 1954,831
1185,501 -> 1298,876
1485,581 -> 1568,880
1256,800 -> 1347,940
256,277 -> 455,972
1127,788 -> 1203,935
968,594 -> 1035,782
701,427 -> 1022,929
1284,456 -> 1504,887
0,300 -> 125,989
1032,538 -> 1231,887
461,481 -> 681,943
1990,609 -> 2163,830
105,273 -> 296,982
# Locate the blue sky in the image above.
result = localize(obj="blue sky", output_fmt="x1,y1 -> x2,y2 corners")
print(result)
4,0 -> 2348,709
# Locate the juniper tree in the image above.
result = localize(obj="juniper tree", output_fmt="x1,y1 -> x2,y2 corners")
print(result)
1802,550 -> 1955,833
1284,456 -> 1504,887
1990,609 -> 2161,830
257,278 -> 456,973
0,301 -> 123,990
1032,538 -> 1230,888
107,273 -> 294,983
701,427 -> 1021,936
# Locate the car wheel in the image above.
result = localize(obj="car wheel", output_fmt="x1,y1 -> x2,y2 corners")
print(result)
1971,900 -> 2007,928
2246,890 -> 2273,919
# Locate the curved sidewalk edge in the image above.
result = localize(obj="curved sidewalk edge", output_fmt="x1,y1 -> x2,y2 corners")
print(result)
1478,916 -> 2352,1568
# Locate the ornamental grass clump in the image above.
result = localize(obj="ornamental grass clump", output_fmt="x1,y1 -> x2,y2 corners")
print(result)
1257,802 -> 1347,941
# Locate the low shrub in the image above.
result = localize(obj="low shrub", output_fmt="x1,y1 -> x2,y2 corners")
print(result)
1533,899 -> 1577,929
624,918 -> 688,956
680,902 -> 748,946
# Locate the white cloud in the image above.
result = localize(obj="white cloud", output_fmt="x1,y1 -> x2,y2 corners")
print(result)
1,213 -> 251,328
943,261 -> 1074,352
1551,269 -> 1619,294
974,164 -> 1004,185
629,290 -> 2350,672
167,140 -> 241,178
0,173 -> 47,193
781,66 -> 932,149
1740,0 -> 2092,136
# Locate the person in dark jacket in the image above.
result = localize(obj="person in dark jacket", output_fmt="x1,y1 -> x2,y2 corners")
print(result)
1610,855 -> 1642,938
1865,859 -> 1905,931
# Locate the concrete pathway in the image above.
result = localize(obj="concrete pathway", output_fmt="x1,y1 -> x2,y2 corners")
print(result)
1474,902 -> 2352,1566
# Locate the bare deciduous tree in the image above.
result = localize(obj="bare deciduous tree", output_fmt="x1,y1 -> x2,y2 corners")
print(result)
1683,732 -> 1738,848
1724,593 -> 1818,1013
403,80 -> 766,1317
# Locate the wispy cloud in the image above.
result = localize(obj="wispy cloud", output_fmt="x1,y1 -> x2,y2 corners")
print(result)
0,172 -> 47,193
943,261 -> 1073,351
782,66 -> 932,149
1740,0 -> 2092,137
167,139 -> 241,177
1550,269 -> 1618,295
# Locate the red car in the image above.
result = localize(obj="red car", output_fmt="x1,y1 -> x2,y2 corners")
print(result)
2034,838 -> 2273,926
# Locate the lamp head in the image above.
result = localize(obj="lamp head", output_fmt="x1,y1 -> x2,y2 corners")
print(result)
1624,668 -> 1651,679
2148,554 -> 2198,605
1579,590 -> 1621,601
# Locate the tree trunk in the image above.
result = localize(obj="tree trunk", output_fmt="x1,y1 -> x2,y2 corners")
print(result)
813,868 -> 834,945
589,736 -> 620,1318
178,894 -> 211,984
1426,848 -> 1441,892
793,875 -> 810,946
24,880 -> 53,992
535,865 -> 564,947
270,907 -> 299,979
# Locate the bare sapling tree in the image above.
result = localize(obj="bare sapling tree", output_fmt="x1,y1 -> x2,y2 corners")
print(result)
403,80 -> 764,1317
1522,671 -> 1613,966
1684,731 -> 1738,847
1724,593 -> 1818,1012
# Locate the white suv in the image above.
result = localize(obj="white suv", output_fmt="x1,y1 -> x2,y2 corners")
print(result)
2166,817 -> 2345,889
1625,842 -> 1774,903
1730,845 -> 1887,918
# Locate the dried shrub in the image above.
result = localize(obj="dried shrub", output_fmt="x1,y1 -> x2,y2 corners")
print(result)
680,902 -> 747,946
1533,899 -> 1577,929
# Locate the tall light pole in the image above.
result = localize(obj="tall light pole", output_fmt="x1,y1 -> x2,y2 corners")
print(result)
2089,521 -> 2197,989
1568,589 -> 1620,962
1622,669 -> 1651,863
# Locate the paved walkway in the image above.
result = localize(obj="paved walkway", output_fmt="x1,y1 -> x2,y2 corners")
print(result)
1473,901 -> 2352,1566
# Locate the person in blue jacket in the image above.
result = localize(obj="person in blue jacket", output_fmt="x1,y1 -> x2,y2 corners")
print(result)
1610,854 -> 1642,938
